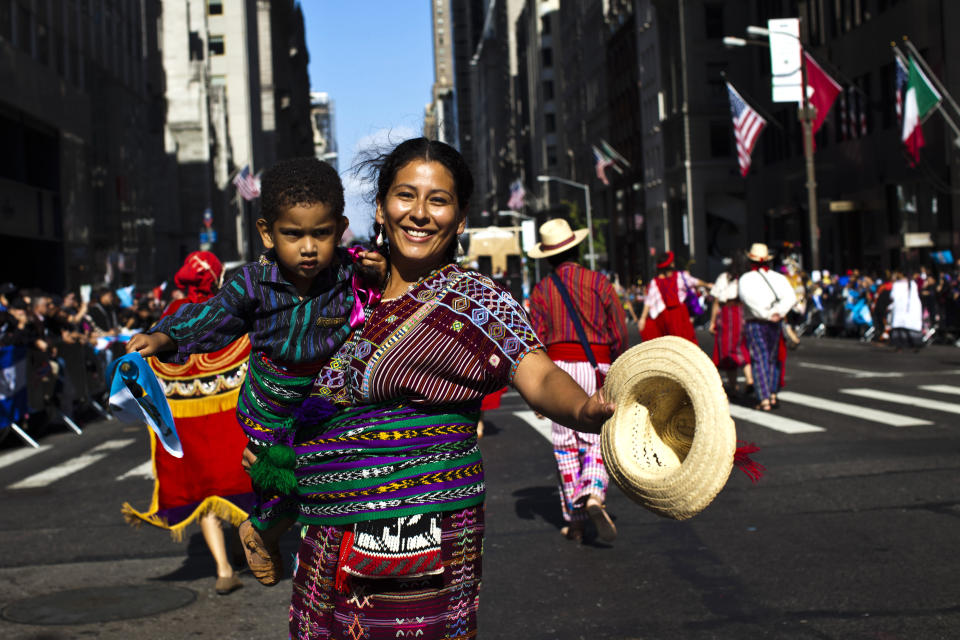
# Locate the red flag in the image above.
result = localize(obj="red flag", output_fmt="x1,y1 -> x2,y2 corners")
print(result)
804,52 -> 841,136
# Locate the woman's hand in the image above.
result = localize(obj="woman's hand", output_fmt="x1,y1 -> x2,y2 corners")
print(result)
125,332 -> 175,357
708,321 -> 717,335
241,446 -> 257,471
574,388 -> 616,433
513,350 -> 616,434
637,317 -> 646,333
356,250 -> 389,286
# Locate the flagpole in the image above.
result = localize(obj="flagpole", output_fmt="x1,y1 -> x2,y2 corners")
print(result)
800,43 -> 820,271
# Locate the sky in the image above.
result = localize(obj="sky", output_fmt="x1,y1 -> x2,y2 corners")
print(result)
301,1 -> 436,240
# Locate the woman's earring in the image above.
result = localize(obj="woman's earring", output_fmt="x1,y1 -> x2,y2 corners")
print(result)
375,228 -> 385,248
456,238 -> 465,259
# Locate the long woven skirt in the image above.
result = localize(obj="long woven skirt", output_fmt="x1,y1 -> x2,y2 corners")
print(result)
712,303 -> 750,370
289,506 -> 484,639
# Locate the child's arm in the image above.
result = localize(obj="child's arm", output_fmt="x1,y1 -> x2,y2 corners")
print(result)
140,270 -> 254,363
126,331 -> 175,357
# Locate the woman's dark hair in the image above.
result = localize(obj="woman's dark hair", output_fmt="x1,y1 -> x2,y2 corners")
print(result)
546,245 -> 580,269
655,252 -> 675,274
360,137 -> 473,264
728,250 -> 749,280
259,157 -> 345,225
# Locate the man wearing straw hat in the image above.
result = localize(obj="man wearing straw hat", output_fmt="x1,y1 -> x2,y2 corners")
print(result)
528,219 -> 628,543
738,243 -> 796,412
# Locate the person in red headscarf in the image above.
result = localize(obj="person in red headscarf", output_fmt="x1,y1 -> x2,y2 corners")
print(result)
637,251 -> 705,343
122,251 -> 254,595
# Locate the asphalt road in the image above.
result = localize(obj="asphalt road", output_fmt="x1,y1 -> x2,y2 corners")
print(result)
1,332 -> 959,639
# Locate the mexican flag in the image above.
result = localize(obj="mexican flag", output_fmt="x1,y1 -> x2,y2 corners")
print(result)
902,56 -> 942,165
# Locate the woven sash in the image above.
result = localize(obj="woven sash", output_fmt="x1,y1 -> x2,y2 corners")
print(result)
236,353 -> 324,446
293,402 -> 483,526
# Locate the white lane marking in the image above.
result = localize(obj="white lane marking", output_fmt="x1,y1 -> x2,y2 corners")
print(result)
8,439 -> 136,489
728,405 -> 825,434
0,445 -> 53,469
841,389 -> 960,415
798,363 -> 903,378
513,410 -> 552,441
116,460 -> 153,481
918,384 -> 960,396
776,391 -> 931,427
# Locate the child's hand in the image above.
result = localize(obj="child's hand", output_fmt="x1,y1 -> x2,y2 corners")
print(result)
356,250 -> 388,286
125,332 -> 175,357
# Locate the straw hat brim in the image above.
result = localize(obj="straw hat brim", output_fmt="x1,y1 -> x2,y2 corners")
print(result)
527,228 -> 590,258
601,336 -> 735,520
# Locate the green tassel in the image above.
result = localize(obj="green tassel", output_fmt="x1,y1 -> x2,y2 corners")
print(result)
249,444 -> 298,494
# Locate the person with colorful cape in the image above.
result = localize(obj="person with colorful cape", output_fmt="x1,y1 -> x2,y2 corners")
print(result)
121,251 -> 253,595
252,138 -> 614,640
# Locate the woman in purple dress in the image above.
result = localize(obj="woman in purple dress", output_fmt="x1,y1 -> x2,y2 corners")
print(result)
259,138 -> 614,639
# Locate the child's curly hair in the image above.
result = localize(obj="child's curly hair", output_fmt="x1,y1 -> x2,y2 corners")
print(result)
259,157 -> 345,224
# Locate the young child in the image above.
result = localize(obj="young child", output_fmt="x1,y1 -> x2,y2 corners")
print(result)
127,157 -> 384,586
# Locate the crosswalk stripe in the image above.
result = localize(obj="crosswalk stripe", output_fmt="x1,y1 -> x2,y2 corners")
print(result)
0,445 -> 53,469
841,389 -> 960,415
918,384 -> 960,396
798,363 -> 903,378
513,410 -> 552,441
776,391 -> 931,427
116,460 -> 153,481
728,405 -> 825,434
8,439 -> 136,489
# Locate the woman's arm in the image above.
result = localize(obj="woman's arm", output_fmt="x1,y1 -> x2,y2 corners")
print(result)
511,350 -> 615,434
708,297 -> 720,334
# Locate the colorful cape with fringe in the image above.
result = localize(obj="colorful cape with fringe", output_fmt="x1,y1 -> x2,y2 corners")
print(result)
122,299 -> 255,540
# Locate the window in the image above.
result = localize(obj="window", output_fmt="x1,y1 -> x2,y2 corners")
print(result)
541,15 -> 551,35
208,34 -> 224,55
0,0 -> 10,42
704,4 -> 723,39
208,0 -> 223,15
545,113 -> 556,133
541,47 -> 552,68
544,80 -> 554,101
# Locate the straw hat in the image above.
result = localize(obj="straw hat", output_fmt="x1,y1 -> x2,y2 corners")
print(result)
746,243 -> 773,262
601,336 -> 736,520
527,219 -> 590,259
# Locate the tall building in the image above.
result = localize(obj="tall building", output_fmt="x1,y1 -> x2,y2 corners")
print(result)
425,0 -> 457,144
161,0 -> 314,265
0,0 -> 171,291
310,91 -> 337,170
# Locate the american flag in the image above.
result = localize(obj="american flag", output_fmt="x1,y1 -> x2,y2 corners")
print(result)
895,55 -> 908,126
726,82 -> 766,178
592,146 -> 613,185
233,165 -> 260,201
507,179 -> 525,210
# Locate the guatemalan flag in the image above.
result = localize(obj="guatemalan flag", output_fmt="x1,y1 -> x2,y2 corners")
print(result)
108,352 -> 182,457
0,346 -> 28,429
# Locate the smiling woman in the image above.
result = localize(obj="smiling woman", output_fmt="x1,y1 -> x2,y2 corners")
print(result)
285,138 -> 617,639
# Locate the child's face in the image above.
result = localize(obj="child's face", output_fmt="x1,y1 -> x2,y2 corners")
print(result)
257,202 -> 347,292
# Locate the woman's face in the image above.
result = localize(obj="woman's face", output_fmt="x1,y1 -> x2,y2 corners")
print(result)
376,159 -> 465,274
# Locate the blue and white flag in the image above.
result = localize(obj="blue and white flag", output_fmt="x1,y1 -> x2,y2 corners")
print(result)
108,353 -> 182,457
0,346 -> 28,429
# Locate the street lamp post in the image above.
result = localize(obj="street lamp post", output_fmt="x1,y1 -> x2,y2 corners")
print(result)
536,175 -> 595,270
725,24 -> 820,271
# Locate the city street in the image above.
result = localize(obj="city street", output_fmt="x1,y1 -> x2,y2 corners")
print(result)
1,333 -> 959,639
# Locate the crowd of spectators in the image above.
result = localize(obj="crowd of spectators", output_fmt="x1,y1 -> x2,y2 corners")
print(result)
0,282 -> 186,434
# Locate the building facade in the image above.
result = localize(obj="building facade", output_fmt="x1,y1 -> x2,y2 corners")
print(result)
0,0 -> 170,291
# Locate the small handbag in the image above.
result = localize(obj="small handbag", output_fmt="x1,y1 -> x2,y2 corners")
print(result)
681,273 -> 705,316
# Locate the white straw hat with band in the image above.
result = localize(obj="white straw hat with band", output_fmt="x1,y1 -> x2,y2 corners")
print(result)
600,336 -> 737,520
527,219 -> 590,259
